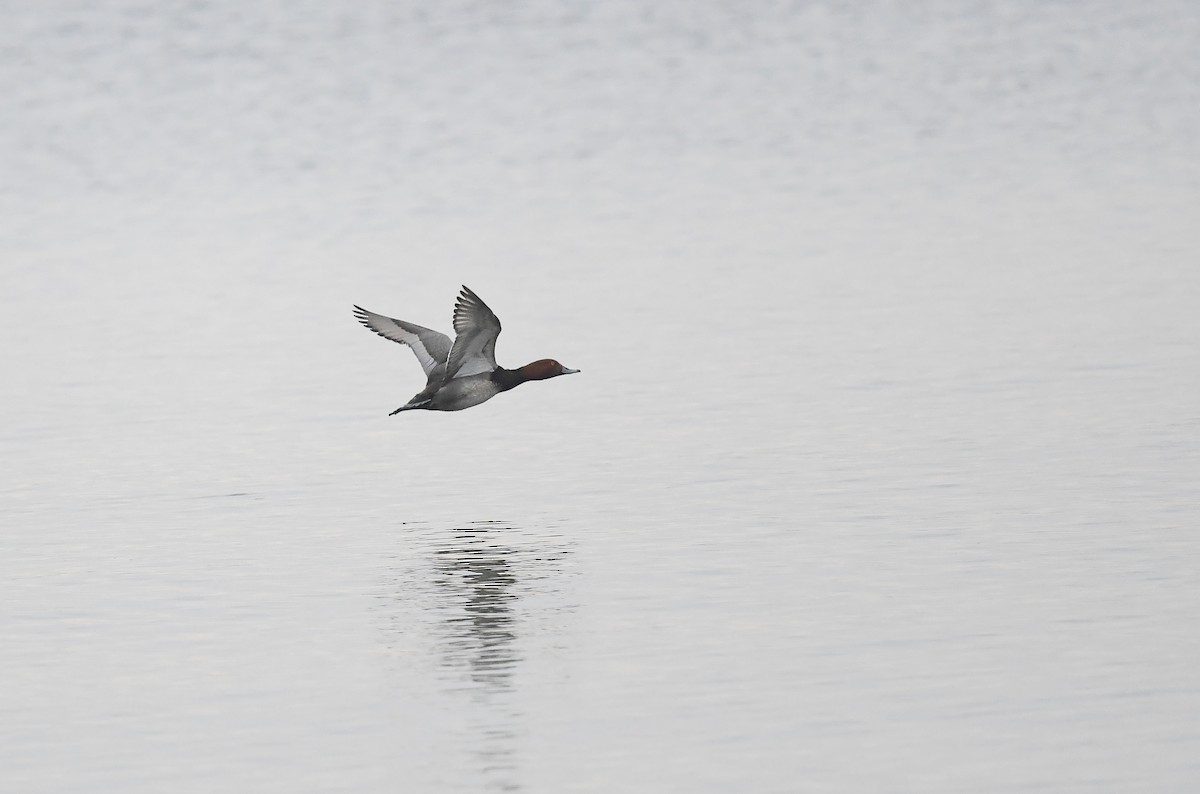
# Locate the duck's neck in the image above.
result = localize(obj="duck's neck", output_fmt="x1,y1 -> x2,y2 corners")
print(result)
490,367 -> 527,392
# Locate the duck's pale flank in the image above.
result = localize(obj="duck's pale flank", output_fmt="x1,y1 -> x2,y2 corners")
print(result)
353,286 -> 579,414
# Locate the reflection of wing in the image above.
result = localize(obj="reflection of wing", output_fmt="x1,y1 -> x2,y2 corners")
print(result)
353,305 -> 452,378
444,286 -> 502,379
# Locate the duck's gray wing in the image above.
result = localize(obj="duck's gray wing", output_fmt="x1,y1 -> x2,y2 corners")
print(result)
444,286 -> 502,380
353,305 -> 452,379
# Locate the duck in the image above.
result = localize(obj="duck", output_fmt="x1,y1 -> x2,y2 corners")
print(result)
353,286 -> 579,414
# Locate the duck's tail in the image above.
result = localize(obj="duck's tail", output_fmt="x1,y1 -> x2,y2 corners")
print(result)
389,400 -> 430,416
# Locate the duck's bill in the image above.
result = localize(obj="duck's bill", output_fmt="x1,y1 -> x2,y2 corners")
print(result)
561,366 -> 580,374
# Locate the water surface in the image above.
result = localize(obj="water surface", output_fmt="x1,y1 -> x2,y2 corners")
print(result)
2,1 -> 1199,791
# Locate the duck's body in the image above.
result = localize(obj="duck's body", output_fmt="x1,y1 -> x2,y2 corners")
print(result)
353,286 -> 578,414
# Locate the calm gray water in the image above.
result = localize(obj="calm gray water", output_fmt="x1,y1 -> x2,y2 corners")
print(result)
2,1 -> 1198,791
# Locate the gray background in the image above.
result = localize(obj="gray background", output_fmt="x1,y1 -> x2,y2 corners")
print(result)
2,1 -> 1198,791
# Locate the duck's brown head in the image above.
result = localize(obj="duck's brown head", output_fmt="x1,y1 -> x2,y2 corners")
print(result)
517,359 -> 580,381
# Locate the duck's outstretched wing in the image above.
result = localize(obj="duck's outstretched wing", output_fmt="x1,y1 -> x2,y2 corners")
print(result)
353,305 -> 452,379
444,286 -> 502,379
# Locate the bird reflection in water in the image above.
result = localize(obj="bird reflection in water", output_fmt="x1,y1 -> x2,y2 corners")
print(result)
381,521 -> 572,792
434,523 -> 523,694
